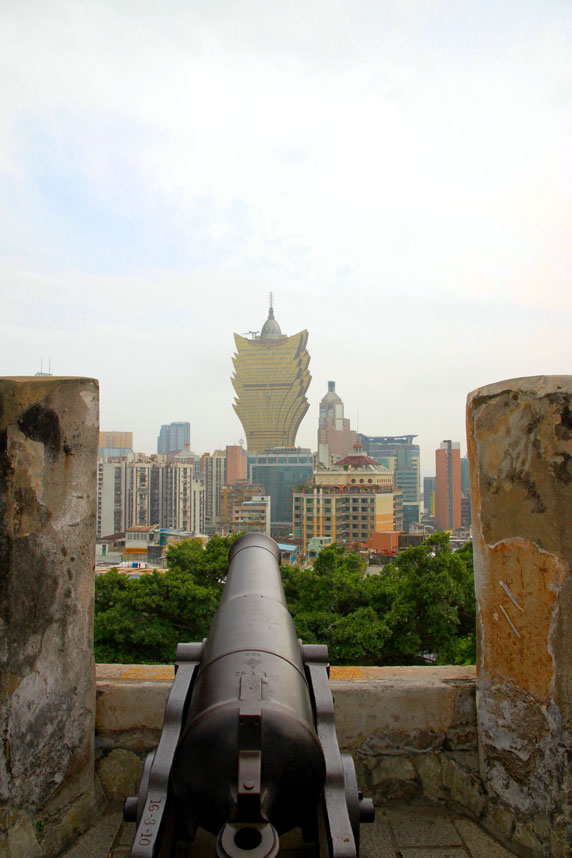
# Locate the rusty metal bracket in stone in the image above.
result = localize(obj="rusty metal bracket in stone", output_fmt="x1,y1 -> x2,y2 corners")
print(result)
123,642 -> 203,858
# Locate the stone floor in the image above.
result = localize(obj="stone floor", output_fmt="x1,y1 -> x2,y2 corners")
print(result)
60,803 -> 518,858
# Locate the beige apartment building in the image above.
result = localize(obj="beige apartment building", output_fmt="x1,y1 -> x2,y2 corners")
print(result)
293,447 -> 403,552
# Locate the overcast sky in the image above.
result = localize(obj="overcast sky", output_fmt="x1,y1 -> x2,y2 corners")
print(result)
2,0 -> 571,477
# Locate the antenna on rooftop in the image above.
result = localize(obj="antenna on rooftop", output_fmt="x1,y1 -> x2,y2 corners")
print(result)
35,356 -> 53,377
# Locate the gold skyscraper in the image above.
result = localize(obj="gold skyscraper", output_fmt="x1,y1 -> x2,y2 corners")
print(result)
231,300 -> 311,453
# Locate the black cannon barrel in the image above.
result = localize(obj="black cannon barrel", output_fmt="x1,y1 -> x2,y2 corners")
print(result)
171,532 -> 326,855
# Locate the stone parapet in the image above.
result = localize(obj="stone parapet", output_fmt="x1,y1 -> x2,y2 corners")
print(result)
467,375 -> 572,858
101,663 -> 560,854
95,665 -> 481,817
95,664 -> 476,751
0,377 -> 99,858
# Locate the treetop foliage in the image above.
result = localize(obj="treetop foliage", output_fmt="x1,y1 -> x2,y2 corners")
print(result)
164,533 -> 239,589
94,535 -> 236,664
94,532 -> 475,666
281,534 -> 475,665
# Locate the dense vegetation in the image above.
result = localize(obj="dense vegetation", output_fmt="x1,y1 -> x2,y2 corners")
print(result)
94,533 -> 475,666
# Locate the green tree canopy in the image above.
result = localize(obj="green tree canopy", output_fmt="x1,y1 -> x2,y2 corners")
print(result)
164,533 -> 238,588
94,533 -> 475,666
377,533 -> 476,664
281,535 -> 475,665
94,534 -> 238,663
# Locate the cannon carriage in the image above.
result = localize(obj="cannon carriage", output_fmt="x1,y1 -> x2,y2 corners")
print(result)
124,532 -> 374,858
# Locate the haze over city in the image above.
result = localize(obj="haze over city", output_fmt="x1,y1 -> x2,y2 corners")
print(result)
1,0 -> 571,477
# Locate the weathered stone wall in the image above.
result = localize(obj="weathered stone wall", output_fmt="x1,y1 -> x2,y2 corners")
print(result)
0,377 -> 99,858
467,376 -> 572,858
94,664 -> 482,816
332,669 -> 480,816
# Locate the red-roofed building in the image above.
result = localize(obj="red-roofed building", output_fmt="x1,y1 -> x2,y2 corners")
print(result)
293,449 -> 403,553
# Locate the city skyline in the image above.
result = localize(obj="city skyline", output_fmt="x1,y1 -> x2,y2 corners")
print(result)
2,2 -> 571,480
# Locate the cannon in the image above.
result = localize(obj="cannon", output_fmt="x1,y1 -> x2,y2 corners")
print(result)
124,532 -> 374,858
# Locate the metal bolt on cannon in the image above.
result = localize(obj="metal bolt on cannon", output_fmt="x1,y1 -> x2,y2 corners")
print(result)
124,532 -> 374,858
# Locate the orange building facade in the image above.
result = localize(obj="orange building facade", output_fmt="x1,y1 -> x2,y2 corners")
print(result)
225,445 -> 247,485
435,440 -> 462,530
293,449 -> 403,551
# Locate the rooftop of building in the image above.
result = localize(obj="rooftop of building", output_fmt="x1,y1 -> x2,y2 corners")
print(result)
320,380 -> 343,404
126,525 -> 158,532
259,304 -> 284,341
358,434 -> 418,445
333,454 -> 387,469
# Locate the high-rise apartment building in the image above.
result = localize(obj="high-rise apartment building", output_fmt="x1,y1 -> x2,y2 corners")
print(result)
435,440 -> 461,531
460,456 -> 472,528
219,480 -> 266,533
96,454 -> 204,537
317,381 -> 355,463
160,461 -> 204,534
231,300 -> 311,453
293,449 -> 403,551
230,496 -> 272,536
460,456 -> 470,492
461,491 -> 472,529
172,447 -> 202,480
423,476 -> 435,515
201,450 -> 227,532
357,435 -> 420,532
157,421 -> 191,454
97,459 -> 126,535
98,431 -> 133,458
248,447 -> 313,527
225,445 -> 248,485
125,459 -> 161,528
